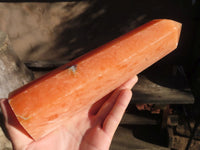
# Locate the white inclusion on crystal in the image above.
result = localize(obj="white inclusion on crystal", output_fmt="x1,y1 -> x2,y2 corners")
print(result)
98,73 -> 102,77
16,115 -> 30,121
52,74 -> 60,79
47,120 -> 55,124
33,85 -> 39,89
68,65 -> 77,74
112,45 -> 120,49
149,31 -> 172,46
24,90 -> 28,93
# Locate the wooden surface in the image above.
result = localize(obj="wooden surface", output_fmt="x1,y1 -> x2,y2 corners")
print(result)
110,126 -> 169,150
0,31 -> 34,149
132,75 -> 194,104
0,31 -> 34,99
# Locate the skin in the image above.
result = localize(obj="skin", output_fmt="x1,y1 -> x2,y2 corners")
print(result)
0,76 -> 138,150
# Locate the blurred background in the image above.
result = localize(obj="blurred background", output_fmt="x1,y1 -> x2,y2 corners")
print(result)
0,0 -> 199,149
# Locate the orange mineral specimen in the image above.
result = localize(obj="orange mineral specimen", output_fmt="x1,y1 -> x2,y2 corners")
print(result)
8,19 -> 182,140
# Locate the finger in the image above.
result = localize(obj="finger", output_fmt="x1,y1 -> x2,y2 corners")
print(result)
102,89 -> 132,138
119,76 -> 138,90
89,92 -> 113,116
95,76 -> 137,122
0,99 -> 33,149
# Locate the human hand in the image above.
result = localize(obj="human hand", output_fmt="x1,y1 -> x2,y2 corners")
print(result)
0,76 -> 138,150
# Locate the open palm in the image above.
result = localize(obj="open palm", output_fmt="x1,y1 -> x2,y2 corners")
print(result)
0,76 -> 137,150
